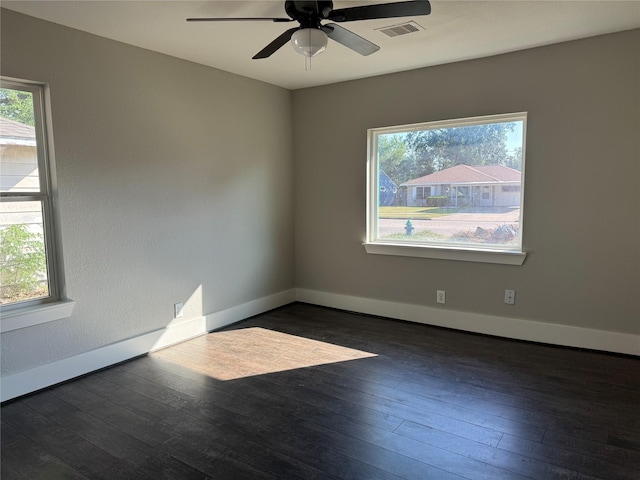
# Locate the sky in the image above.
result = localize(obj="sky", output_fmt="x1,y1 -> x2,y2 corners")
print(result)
506,121 -> 524,152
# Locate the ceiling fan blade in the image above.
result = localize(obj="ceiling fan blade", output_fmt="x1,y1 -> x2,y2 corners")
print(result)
253,27 -> 299,59
187,17 -> 293,23
327,0 -> 431,22
321,24 -> 380,56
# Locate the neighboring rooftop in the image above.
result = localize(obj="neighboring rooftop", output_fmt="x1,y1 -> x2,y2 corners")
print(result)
0,117 -> 35,141
402,164 -> 521,186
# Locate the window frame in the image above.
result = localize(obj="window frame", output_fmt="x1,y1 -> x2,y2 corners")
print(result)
1,77 -> 74,330
365,112 -> 527,265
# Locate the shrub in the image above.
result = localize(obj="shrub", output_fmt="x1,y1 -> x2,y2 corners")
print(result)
426,196 -> 448,207
0,224 -> 48,303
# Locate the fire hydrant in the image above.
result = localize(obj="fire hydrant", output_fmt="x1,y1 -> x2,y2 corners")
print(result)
404,220 -> 414,236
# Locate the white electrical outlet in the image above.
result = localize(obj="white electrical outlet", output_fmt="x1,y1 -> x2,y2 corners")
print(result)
174,302 -> 184,318
504,290 -> 516,305
437,290 -> 446,304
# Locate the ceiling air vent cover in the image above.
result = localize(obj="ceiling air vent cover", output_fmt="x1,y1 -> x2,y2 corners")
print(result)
376,21 -> 423,38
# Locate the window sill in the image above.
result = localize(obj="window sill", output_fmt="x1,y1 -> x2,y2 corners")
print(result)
0,299 -> 76,333
363,242 -> 526,265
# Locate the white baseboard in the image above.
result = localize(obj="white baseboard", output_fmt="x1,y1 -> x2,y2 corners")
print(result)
0,289 -> 296,402
295,288 -> 640,356
3,287 -> 636,402
205,289 -> 296,331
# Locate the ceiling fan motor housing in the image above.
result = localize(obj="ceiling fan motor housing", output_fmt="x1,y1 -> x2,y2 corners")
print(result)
285,1 -> 334,28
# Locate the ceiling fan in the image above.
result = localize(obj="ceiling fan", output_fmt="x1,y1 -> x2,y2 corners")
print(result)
187,1 -> 431,59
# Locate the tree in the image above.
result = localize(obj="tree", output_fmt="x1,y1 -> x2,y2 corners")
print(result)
0,224 -> 48,303
505,146 -> 523,170
378,134 -> 408,183
405,122 -> 518,175
378,133 -> 432,185
0,88 -> 35,126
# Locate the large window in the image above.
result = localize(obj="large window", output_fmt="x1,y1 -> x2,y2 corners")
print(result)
366,113 -> 527,264
0,79 -> 60,310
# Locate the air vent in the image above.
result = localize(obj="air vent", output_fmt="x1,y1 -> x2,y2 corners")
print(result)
376,21 -> 423,38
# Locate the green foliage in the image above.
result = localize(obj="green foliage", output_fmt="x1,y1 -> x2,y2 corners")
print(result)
378,206 -> 455,220
426,196 -> 448,207
0,88 -> 35,126
380,122 -> 523,186
505,146 -> 523,170
378,134 -> 434,185
378,134 -> 410,183
406,122 -> 519,171
382,229 -> 444,240
0,224 -> 48,303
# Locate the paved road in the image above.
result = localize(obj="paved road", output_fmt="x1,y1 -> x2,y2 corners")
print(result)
378,208 -> 520,238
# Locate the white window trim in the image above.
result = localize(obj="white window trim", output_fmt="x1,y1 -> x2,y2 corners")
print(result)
363,242 -> 526,265
0,300 -> 76,333
1,77 -> 74,329
365,112 -> 527,265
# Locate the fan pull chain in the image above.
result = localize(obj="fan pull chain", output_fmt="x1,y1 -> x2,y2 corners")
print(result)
305,26 -> 312,71
314,0 -> 319,71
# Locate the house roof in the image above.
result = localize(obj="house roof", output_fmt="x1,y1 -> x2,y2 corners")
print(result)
401,164 -> 521,186
0,117 -> 36,144
1,116 -> 35,138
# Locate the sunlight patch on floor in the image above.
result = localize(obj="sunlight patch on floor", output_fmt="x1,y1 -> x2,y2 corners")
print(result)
151,327 -> 377,381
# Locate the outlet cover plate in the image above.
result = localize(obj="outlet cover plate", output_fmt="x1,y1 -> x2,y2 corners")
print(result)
504,290 -> 516,305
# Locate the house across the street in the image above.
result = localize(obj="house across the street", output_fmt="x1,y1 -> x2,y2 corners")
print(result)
0,116 -> 40,228
0,116 -> 37,191
401,164 -> 521,208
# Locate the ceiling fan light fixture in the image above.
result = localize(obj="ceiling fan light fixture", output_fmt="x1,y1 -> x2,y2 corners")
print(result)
291,28 -> 328,57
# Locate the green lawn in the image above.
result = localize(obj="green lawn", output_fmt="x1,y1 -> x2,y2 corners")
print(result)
382,229 -> 445,240
378,206 -> 457,220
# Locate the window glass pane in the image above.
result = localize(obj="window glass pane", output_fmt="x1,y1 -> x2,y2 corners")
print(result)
373,114 -> 526,251
0,200 -> 50,305
0,87 -> 40,193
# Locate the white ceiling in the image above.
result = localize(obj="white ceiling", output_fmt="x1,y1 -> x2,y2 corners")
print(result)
3,1 -> 639,90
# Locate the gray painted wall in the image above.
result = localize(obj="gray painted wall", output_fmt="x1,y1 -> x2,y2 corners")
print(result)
293,29 -> 639,335
1,10 -> 294,375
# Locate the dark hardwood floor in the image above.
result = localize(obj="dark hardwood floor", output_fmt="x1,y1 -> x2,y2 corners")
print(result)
2,303 -> 639,479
